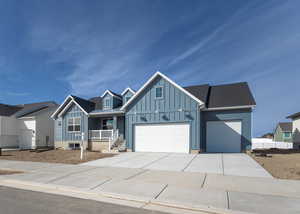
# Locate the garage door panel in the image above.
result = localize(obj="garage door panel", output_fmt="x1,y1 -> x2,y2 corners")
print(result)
206,121 -> 241,153
135,123 -> 189,153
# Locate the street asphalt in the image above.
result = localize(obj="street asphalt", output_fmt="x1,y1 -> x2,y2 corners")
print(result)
0,186 -> 166,214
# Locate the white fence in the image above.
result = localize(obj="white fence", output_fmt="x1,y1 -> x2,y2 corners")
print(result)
251,138 -> 293,150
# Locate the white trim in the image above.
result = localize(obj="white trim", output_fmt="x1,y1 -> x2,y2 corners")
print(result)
89,111 -> 124,116
18,116 -> 35,120
101,90 -> 122,100
57,100 -> 74,118
51,95 -> 73,118
202,105 -> 255,111
51,95 -> 89,119
121,71 -> 205,110
121,87 -> 136,96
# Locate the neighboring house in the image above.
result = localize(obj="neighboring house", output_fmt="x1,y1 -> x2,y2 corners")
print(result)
0,102 -> 58,149
273,122 -> 293,142
287,112 -> 300,149
52,72 -> 256,153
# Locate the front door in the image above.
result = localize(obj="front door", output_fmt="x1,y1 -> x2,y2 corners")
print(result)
102,118 -> 113,130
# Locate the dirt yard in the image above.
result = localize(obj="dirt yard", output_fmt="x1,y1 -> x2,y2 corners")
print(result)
250,152 -> 300,180
0,170 -> 23,175
0,150 -> 116,164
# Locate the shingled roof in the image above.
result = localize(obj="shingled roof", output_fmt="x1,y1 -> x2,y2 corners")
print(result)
287,112 -> 300,119
0,101 -> 57,118
278,122 -> 293,132
0,104 -> 23,116
206,82 -> 256,109
183,84 -> 210,105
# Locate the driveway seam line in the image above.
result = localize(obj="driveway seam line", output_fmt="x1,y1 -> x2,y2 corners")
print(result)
90,178 -> 112,190
226,190 -> 230,209
124,169 -> 149,180
201,173 -> 207,188
140,153 -> 171,169
182,154 -> 198,172
154,184 -> 168,199
221,154 -> 225,175
45,167 -> 98,184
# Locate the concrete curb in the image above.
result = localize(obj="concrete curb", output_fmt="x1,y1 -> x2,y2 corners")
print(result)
0,179 -> 254,214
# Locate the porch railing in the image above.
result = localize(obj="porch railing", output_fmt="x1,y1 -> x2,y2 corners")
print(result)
89,129 -> 119,141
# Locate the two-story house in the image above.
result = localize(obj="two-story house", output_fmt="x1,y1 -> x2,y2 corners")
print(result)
51,72 -> 256,153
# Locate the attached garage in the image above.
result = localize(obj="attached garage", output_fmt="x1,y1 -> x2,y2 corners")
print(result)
206,120 -> 242,153
134,123 -> 190,153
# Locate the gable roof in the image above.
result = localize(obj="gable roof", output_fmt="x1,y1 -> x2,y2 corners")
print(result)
0,101 -> 57,118
89,97 -> 102,110
183,84 -> 210,105
287,112 -> 300,119
121,72 -> 205,110
0,104 -> 23,116
205,82 -> 256,110
101,90 -> 122,100
51,95 -> 95,118
278,122 -> 293,132
121,87 -> 136,96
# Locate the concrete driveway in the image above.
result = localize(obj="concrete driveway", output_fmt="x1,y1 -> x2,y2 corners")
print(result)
82,152 -> 272,178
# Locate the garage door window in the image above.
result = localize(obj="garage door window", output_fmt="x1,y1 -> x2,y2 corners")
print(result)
68,118 -> 81,132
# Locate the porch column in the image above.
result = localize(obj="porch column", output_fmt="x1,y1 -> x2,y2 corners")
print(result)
113,116 -> 117,130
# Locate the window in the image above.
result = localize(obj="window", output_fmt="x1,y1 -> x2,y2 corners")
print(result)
67,117 -> 81,132
104,98 -> 110,109
283,132 -> 291,138
125,96 -> 131,103
102,119 -> 113,130
69,143 -> 80,150
155,87 -> 163,99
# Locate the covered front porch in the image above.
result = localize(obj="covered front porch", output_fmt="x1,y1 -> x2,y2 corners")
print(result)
87,111 -> 125,151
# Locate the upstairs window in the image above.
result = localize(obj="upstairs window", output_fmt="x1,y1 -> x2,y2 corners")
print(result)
67,117 -> 81,132
125,96 -> 131,103
104,98 -> 110,109
155,86 -> 163,99
283,132 -> 291,138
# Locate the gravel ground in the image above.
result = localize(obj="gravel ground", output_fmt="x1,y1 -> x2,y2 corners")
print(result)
0,150 -> 116,164
250,153 -> 300,180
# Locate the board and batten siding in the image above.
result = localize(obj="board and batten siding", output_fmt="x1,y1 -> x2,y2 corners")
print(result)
56,103 -> 88,142
122,90 -> 134,104
201,109 -> 252,151
125,76 -> 201,151
103,93 -> 122,109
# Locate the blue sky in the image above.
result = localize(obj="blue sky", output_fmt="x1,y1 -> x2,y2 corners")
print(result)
0,0 -> 299,137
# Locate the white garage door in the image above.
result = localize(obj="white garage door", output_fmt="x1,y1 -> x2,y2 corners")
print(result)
206,121 -> 242,153
134,123 -> 190,153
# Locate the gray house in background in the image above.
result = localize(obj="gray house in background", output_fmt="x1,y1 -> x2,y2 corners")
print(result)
273,122 -> 293,142
52,72 -> 256,153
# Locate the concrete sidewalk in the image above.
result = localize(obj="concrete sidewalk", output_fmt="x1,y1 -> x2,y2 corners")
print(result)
0,160 -> 300,214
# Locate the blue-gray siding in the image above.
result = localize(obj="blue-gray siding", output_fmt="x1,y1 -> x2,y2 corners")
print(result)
56,103 -> 88,142
103,93 -> 122,109
125,76 -> 201,151
201,109 -> 252,151
122,90 -> 134,104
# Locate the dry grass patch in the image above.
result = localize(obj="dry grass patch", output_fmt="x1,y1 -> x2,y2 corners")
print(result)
0,150 -> 116,164
0,170 -> 23,175
250,152 -> 300,180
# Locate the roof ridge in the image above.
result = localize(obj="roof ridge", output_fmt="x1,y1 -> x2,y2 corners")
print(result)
210,81 -> 248,87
